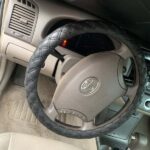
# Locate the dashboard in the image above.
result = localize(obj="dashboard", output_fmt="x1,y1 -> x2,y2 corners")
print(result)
0,0 -> 150,117
0,0 -> 96,76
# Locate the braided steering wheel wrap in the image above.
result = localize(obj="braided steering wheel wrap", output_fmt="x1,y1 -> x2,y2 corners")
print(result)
25,20 -> 146,138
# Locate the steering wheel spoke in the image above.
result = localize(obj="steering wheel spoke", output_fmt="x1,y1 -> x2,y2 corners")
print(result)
112,43 -> 133,59
45,104 -> 58,121
126,84 -> 139,101
81,121 -> 95,131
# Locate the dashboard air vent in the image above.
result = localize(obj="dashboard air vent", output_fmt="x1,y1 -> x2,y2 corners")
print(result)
17,0 -> 35,9
9,4 -> 35,36
5,0 -> 38,43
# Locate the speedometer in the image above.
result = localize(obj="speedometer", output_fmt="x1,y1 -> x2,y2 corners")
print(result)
60,33 -> 115,56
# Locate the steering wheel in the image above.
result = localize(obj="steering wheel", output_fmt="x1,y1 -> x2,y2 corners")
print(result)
25,20 -> 146,138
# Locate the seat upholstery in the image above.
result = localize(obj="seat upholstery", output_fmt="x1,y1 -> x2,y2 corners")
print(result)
0,133 -> 83,150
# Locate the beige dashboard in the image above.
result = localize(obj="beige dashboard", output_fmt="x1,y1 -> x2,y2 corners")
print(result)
0,0 -> 96,76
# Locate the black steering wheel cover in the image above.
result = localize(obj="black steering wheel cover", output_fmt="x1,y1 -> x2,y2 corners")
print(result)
25,20 -> 146,138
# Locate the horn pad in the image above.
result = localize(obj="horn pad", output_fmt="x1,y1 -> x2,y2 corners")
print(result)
52,52 -> 126,121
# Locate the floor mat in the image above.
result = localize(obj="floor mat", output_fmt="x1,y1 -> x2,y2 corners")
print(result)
0,75 -> 97,150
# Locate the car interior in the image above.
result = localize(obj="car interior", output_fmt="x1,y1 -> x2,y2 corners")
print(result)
0,0 -> 150,150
